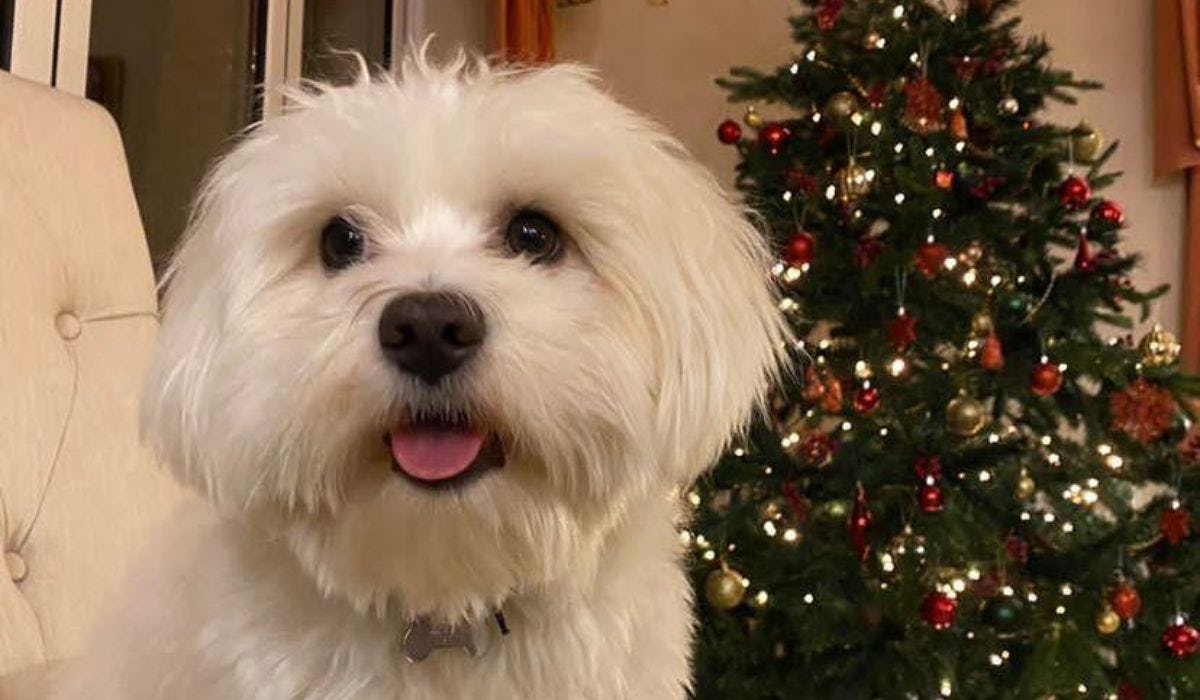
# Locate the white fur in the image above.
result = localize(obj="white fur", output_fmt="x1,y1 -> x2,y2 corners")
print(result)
58,54 -> 786,699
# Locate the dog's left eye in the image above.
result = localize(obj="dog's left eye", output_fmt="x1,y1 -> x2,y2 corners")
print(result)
505,211 -> 563,264
320,216 -> 367,271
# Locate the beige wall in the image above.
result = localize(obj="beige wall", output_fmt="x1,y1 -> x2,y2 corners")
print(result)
556,0 -> 1185,335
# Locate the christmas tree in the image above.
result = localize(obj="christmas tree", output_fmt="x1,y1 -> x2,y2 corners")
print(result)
689,1 -> 1200,697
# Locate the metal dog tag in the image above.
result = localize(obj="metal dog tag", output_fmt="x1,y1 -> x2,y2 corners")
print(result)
402,615 -> 493,663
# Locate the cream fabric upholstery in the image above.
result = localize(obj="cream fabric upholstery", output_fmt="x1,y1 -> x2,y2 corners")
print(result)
0,70 -> 185,694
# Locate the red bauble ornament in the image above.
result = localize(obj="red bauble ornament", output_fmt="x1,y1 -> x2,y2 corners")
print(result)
1092,200 -> 1126,226
814,0 -> 844,31
1059,175 -> 1091,210
1161,503 -> 1192,547
1162,620 -> 1200,659
913,455 -> 942,481
758,123 -> 790,155
1004,534 -> 1029,566
1109,582 -> 1142,620
981,330 -> 1005,371
853,385 -> 881,415
1073,231 -> 1096,273
921,591 -> 958,630
783,230 -> 816,267
914,240 -> 949,278
888,312 -> 918,351
848,485 -> 872,561
934,170 -> 955,191
853,236 -> 883,268
820,373 -> 844,413
918,482 -> 945,514
1117,682 -> 1144,700
1110,378 -> 1178,444
1030,360 -> 1063,397
784,168 -> 818,195
717,119 -> 742,145
798,432 -> 838,468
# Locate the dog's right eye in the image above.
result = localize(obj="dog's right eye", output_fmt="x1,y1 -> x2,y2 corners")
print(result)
320,216 -> 367,271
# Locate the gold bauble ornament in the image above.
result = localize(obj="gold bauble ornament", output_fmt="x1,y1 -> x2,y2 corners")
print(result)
946,395 -> 988,437
1096,606 -> 1121,635
1072,122 -> 1105,163
743,105 -> 764,129
864,30 -> 884,50
705,566 -> 747,610
1016,472 -> 1036,500
825,91 -> 862,128
836,162 -> 871,203
1139,324 -> 1182,367
970,310 -> 994,338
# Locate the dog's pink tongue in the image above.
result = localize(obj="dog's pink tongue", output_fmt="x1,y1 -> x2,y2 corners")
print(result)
390,424 -> 484,482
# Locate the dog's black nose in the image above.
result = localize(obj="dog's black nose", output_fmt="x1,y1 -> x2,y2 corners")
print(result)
378,292 -> 486,384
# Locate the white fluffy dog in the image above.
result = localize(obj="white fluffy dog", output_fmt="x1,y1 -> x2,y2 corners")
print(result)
59,54 -> 785,699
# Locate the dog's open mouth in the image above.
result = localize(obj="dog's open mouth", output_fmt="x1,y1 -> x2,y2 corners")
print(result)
387,414 -> 505,488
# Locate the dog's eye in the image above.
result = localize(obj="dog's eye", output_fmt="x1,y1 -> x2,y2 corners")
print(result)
320,216 -> 367,271
505,211 -> 563,264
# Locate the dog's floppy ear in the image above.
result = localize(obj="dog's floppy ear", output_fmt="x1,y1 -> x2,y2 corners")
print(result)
596,113 -> 791,484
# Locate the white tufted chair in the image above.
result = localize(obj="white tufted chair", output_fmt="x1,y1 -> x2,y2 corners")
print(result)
0,70 -> 186,698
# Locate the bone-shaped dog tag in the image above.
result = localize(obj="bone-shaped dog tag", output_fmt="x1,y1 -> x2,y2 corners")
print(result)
402,616 -> 491,663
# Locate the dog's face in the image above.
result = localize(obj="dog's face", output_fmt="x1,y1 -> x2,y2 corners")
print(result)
144,59 -> 784,618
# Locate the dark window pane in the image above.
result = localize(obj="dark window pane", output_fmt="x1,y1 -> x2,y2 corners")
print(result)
303,0 -> 390,84
87,0 -> 259,269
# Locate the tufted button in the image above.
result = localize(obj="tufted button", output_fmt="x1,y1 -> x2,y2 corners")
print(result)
55,311 -> 82,340
5,551 -> 27,583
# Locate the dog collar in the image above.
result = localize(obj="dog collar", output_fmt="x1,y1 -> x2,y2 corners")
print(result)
401,610 -> 510,663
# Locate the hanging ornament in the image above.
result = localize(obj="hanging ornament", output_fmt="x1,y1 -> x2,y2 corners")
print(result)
705,565 -> 746,610
783,230 -> 817,267
917,481 -> 945,514
1072,122 -> 1105,163
997,95 -> 1020,116
1160,501 -> 1191,546
853,383 -> 881,415
853,235 -> 883,268
824,91 -> 862,128
863,30 -> 884,50
1110,378 -> 1178,444
1015,471 -> 1036,500
1091,200 -> 1125,227
985,597 -> 1025,631
970,310 -> 995,337
981,330 -> 1005,371
934,170 -> 954,191
836,162 -> 871,203
946,395 -> 988,436
888,310 -> 918,351
758,122 -> 791,155
949,110 -> 969,141
1162,616 -> 1200,659
1110,582 -> 1143,620
743,105 -> 764,129
848,484 -> 873,561
1030,358 -> 1063,397
902,77 -> 946,134
1073,231 -> 1096,272
801,366 -> 827,403
717,119 -> 742,145
914,240 -> 950,278
785,167 -> 819,195
1096,606 -> 1122,635
1004,534 -> 1030,565
821,374 -> 845,413
1059,175 -> 1091,210
1116,682 -> 1145,700
797,431 -> 838,468
913,455 -> 943,481
814,0 -> 844,31
1138,324 -> 1182,367
921,591 -> 958,630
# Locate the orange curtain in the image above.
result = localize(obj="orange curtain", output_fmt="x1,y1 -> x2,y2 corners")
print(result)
494,0 -> 555,64
1156,0 -> 1200,371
